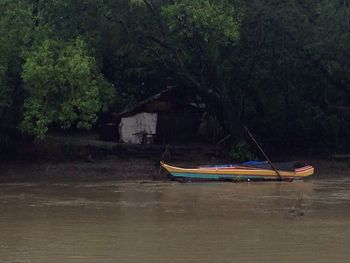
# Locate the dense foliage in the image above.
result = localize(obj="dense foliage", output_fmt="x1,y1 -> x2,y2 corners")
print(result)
0,0 -> 350,153
21,38 -> 113,137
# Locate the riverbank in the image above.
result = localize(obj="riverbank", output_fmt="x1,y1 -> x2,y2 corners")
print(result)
0,155 -> 349,183
0,157 -> 158,183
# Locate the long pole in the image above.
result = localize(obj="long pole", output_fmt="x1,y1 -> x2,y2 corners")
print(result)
244,126 -> 282,181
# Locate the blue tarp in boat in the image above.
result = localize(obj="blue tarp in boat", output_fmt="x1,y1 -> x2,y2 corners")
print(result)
203,161 -> 305,172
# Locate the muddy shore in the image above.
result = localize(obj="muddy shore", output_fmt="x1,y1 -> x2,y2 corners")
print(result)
0,155 -> 349,182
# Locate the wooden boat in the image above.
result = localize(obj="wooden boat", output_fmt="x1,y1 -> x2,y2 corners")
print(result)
160,161 -> 314,181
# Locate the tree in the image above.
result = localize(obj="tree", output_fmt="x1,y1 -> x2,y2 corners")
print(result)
160,0 -> 241,136
109,0 -> 241,133
0,1 -> 33,125
20,38 -> 114,137
0,0 -> 349,152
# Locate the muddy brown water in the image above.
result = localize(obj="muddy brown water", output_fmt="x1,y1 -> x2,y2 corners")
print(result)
0,178 -> 350,262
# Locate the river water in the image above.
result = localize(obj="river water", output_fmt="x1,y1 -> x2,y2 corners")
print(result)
0,178 -> 350,262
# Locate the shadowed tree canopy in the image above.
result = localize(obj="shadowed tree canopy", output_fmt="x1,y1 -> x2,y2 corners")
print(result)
0,0 -> 350,153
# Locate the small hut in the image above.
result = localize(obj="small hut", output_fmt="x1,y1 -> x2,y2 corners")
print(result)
115,87 -> 207,144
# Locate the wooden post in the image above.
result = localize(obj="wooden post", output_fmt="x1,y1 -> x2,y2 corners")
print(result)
244,126 -> 282,181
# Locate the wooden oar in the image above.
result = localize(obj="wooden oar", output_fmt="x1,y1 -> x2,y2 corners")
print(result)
244,126 -> 282,181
